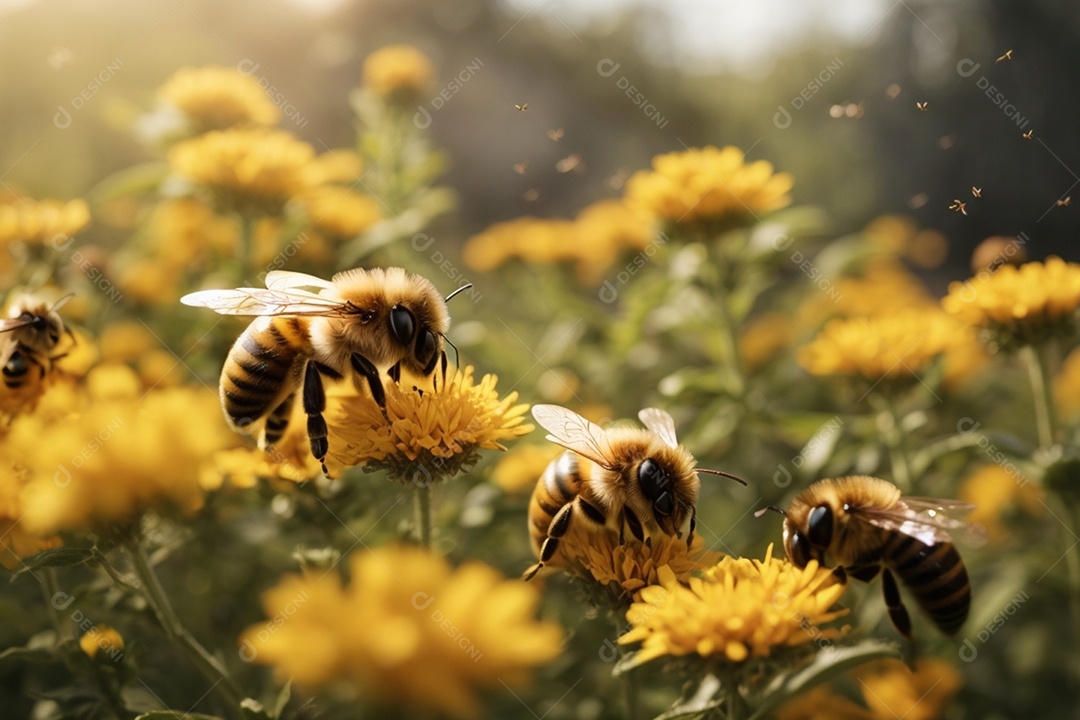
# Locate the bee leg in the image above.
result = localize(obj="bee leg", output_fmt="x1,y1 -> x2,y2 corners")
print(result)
624,508 -> 645,543
882,568 -> 913,639
847,564 -> 881,582
303,361 -> 341,476
524,503 -> 576,581
350,353 -> 387,409
387,362 -> 402,383
687,507 -> 697,549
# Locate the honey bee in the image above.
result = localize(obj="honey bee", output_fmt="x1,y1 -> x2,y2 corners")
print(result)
766,476 -> 974,638
0,292 -> 74,390
181,268 -> 469,473
523,405 -> 745,580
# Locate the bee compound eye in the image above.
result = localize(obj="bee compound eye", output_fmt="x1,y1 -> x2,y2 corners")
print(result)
788,531 -> 811,567
638,459 -> 669,503
415,329 -> 438,369
389,306 -> 416,345
4,351 -> 27,375
806,505 -> 834,548
654,491 -> 674,515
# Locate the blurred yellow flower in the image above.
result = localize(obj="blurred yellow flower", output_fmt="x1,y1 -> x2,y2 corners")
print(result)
116,258 -> 181,305
856,659 -> 961,720
325,366 -> 532,481
562,528 -> 724,600
776,685 -> 875,720
158,65 -> 280,133
739,312 -> 793,373
98,321 -> 157,363
624,145 -> 793,229
304,149 -> 363,186
619,544 -> 847,665
203,398 -> 321,489
361,44 -> 435,99
168,128 -> 315,216
862,214 -> 917,256
959,465 -> 1042,542
301,185 -> 382,241
0,197 -> 90,247
150,198 -> 238,268
489,444 -> 560,494
1055,345 -> 1080,422
798,310 -> 959,381
240,545 -> 563,718
0,461 -> 61,570
14,386 -> 232,534
79,625 -> 125,660
943,257 -> 1080,346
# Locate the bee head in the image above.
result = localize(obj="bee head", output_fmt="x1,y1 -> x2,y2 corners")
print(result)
784,504 -> 834,568
632,445 -> 699,536
388,304 -> 442,375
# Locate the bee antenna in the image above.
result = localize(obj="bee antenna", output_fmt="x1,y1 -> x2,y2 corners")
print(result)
442,334 -> 462,368
697,468 -> 748,486
754,505 -> 786,519
50,292 -> 76,312
444,283 -> 473,303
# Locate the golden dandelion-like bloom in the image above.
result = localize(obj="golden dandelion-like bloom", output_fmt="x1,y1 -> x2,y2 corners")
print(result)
304,149 -> 364,186
0,197 -> 90,247
856,659 -> 961,720
776,685 -> 875,720
301,185 -> 382,241
158,65 -> 280,133
79,625 -> 125,660
168,128 -> 315,216
489,444 -> 561,494
240,545 -> 563,718
624,145 -> 793,229
361,44 -> 435,99
13,385 -> 232,534
619,545 -> 847,665
943,257 -> 1080,346
0,459 -> 61,570
463,217 -> 577,272
561,527 -> 725,600
798,309 -> 960,381
325,366 -> 532,481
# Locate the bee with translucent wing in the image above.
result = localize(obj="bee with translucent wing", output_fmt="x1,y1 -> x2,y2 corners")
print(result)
524,404 -> 746,580
181,268 -> 469,474
0,292 -> 75,390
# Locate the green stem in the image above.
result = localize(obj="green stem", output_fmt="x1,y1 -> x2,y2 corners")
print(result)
623,666 -> 641,720
124,539 -> 245,718
724,671 -> 747,720
1022,344 -> 1056,450
235,214 -> 256,283
413,484 -> 432,548
716,291 -> 747,399
875,393 -> 913,490
41,568 -> 71,643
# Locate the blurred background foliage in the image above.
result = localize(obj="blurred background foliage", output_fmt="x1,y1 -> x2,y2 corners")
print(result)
1,0 -> 1079,719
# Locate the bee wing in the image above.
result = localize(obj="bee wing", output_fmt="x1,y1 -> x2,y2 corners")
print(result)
264,270 -> 335,292
180,288 -> 350,317
0,316 -> 37,333
854,497 -> 979,546
637,407 -> 679,448
531,404 -> 617,469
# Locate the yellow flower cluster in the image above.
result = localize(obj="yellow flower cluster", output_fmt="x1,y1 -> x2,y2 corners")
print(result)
240,545 -> 563,718
624,145 -> 793,229
326,366 -> 532,481
798,309 -> 961,381
619,545 -> 847,664
168,128 -> 316,216
739,312 -> 793,373
0,197 -> 90,247
301,184 -> 382,241
79,625 -> 125,661
8,375 -> 232,535
158,65 -> 280,134
361,44 -> 435,99
959,465 -> 1043,543
489,443 -> 561,494
943,257 -> 1080,346
204,397 -> 322,488
463,200 -> 653,284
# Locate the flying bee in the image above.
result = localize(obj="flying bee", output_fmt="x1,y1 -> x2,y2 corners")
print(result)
0,292 -> 75,390
523,405 -> 746,581
181,268 -> 470,474
762,476 -> 975,638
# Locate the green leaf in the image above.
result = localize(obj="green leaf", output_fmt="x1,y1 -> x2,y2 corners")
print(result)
746,641 -> 900,720
12,547 -> 96,578
134,713 -> 225,720
654,674 -> 723,720
272,680 -> 292,719
0,645 -> 55,665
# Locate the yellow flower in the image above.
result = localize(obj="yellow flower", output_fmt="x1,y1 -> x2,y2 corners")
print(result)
619,544 -> 848,665
958,465 -> 1042,543
361,44 -> 435,99
168,129 -> 315,216
325,366 -> 532,481
301,185 -> 382,241
303,149 -> 364,186
79,626 -> 125,660
624,145 -> 793,229
943,257 -> 1080,346
0,197 -> 90,247
0,461 -> 61,570
14,386 -> 232,534
489,444 -> 560,494
116,258 -> 181,305
158,65 -> 280,134
570,200 -> 654,283
561,527 -> 724,600
856,659 -> 961,720
798,310 -> 960,381
776,685 -> 875,720
99,321 -> 158,363
1055,345 -> 1080,422
240,545 -> 563,718
740,312 -> 793,373
463,217 -> 577,273
150,198 -> 239,269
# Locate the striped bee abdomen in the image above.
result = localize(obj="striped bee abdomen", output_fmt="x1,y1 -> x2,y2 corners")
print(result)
220,317 -> 309,430
884,533 -> 970,635
528,451 -> 586,556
